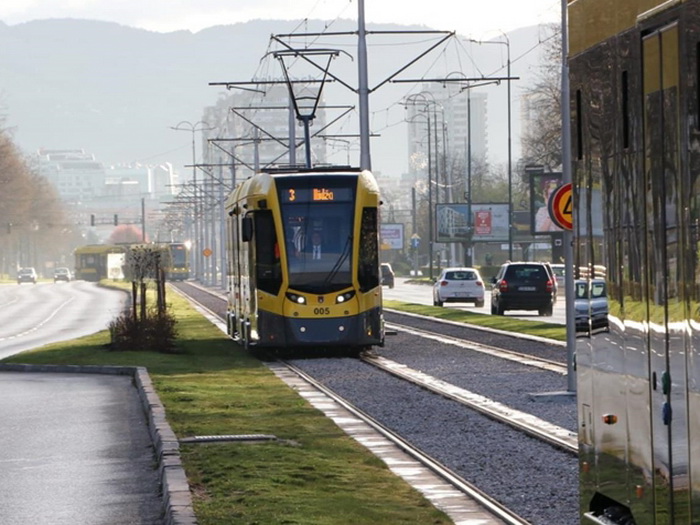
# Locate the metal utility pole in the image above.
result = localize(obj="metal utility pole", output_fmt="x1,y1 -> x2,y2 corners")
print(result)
405,95 -> 435,279
561,0 -> 576,393
468,37 -> 513,260
466,90 -> 473,266
171,120 -> 213,281
288,96 -> 297,166
273,48 -> 344,168
358,0 -> 371,170
141,198 -> 146,242
506,38 -> 513,261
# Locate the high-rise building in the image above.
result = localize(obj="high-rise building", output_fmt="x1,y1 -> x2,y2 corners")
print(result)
37,149 -> 105,204
35,148 -> 177,240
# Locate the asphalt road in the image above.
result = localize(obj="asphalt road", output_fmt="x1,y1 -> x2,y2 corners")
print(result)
382,277 -> 567,325
0,280 -> 127,359
0,371 -> 163,525
0,281 -> 165,524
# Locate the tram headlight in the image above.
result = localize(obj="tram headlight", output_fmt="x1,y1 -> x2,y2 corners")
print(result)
286,292 -> 306,305
335,291 -> 356,304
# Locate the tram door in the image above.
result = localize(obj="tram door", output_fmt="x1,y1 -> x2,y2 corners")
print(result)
642,22 -> 691,522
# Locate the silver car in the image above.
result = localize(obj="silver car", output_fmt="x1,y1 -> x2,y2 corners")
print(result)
574,279 -> 608,333
17,267 -> 38,284
54,267 -> 72,282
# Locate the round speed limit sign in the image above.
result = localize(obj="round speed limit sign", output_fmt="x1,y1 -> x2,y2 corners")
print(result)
547,183 -> 573,231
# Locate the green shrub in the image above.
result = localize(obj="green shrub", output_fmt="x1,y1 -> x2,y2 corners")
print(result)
109,307 -> 178,353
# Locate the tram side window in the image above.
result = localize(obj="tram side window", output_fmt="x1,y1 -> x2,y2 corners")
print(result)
358,207 -> 379,292
254,210 -> 282,295
622,71 -> 630,149
697,42 -> 700,130
576,89 -> 583,160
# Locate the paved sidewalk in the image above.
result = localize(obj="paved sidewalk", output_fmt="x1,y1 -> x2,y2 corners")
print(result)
0,365 -> 195,525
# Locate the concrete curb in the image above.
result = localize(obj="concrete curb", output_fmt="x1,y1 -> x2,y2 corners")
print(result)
0,363 -> 197,525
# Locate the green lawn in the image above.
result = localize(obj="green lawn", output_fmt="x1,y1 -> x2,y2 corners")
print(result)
2,286 -> 453,525
384,300 -> 566,342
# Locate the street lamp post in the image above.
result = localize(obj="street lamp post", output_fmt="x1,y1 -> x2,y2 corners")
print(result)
466,89 -> 473,266
470,35 -> 513,260
404,94 -> 436,279
171,120 -> 212,281
404,91 -> 448,277
505,34 -> 513,261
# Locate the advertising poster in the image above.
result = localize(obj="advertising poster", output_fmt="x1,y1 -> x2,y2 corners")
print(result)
529,170 -> 564,235
471,203 -> 510,242
436,203 -> 510,243
436,203 -> 470,242
380,223 -> 404,250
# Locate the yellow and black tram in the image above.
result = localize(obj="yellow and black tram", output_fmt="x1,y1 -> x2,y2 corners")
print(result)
224,167 -> 384,351
164,242 -> 190,281
74,242 -> 188,281
570,0 -> 700,522
73,244 -> 127,281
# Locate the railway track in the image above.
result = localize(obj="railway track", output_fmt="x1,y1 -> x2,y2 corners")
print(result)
383,319 -> 567,374
172,281 -> 579,525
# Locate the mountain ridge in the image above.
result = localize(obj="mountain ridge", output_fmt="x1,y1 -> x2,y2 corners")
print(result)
0,18 -> 548,175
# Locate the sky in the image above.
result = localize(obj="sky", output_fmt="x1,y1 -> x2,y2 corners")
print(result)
0,0 -> 561,38
0,0 -> 564,177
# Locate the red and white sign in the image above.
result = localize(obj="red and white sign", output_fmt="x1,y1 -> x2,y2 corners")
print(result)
474,210 -> 492,235
548,183 -> 573,231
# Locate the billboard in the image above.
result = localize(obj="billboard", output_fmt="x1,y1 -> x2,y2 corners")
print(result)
436,203 -> 470,242
436,203 -> 510,243
471,203 -> 510,242
380,223 -> 404,250
529,169 -> 564,235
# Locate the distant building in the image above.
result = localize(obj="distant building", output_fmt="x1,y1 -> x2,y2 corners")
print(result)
37,149 -> 105,204
104,163 -> 177,200
35,148 -> 177,241
37,149 -> 176,203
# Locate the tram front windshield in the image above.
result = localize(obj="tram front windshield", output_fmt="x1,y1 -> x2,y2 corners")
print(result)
170,245 -> 187,266
277,177 -> 356,294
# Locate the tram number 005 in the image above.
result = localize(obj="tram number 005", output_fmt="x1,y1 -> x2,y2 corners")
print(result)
313,307 -> 331,315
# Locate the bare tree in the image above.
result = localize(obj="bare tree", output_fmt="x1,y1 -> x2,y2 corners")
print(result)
0,125 -> 75,274
520,25 -> 562,171
110,244 -> 176,353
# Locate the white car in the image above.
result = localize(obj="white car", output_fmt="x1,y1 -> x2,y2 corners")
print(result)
54,267 -> 72,282
432,267 -> 485,307
550,263 -> 565,295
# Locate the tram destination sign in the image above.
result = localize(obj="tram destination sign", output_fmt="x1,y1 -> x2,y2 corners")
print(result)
281,187 -> 354,203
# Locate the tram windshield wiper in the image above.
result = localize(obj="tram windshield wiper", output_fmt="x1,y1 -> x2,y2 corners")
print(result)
323,235 -> 352,287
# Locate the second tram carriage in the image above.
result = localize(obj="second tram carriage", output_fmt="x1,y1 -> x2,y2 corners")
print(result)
73,244 -> 127,281
164,242 -> 190,281
224,167 -> 384,350
74,242 -> 190,281
571,0 -> 700,522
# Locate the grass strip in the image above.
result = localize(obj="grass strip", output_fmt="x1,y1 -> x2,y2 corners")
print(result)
2,286 -> 452,525
383,300 -> 566,342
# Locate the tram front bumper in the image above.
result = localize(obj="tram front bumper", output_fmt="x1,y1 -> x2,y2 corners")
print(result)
257,308 -> 383,348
